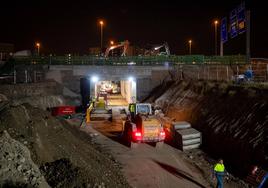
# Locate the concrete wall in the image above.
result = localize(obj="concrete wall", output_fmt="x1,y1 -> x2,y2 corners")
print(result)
120,80 -> 137,103
45,65 -> 171,102
0,81 -> 63,100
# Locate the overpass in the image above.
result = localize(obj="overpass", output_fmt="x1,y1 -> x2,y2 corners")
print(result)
6,55 -> 249,104
46,65 -> 172,104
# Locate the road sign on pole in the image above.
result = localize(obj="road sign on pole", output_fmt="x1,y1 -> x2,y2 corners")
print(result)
230,9 -> 238,38
237,2 -> 246,34
221,17 -> 228,43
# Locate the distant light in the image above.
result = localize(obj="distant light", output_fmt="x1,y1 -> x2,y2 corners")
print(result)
128,61 -> 136,65
99,20 -> 104,25
91,76 -> 99,82
164,62 -> 169,67
36,42 -> 40,47
110,40 -> 114,45
128,77 -> 134,82
189,40 -> 192,44
214,20 -> 219,25
68,54 -> 71,56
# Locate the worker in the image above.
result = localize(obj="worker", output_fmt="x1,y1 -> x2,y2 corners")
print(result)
251,166 -> 268,188
129,103 -> 135,121
213,159 -> 228,188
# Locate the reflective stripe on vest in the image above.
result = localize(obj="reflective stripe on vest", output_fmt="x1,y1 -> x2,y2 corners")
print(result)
214,164 -> 225,172
130,105 -> 135,112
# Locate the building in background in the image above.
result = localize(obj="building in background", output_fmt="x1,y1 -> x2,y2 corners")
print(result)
0,43 -> 14,63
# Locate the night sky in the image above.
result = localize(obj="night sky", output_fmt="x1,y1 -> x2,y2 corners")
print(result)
0,0 -> 267,57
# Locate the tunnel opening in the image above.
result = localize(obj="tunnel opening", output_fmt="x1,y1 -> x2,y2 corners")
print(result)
80,77 -> 137,107
93,79 -> 136,106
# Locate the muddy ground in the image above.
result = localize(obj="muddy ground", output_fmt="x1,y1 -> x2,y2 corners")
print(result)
0,102 -> 130,187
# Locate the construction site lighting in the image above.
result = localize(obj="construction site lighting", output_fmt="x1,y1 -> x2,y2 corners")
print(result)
91,76 -> 99,82
128,77 -> 134,82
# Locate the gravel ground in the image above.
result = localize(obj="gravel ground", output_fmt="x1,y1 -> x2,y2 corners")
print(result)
0,130 -> 49,188
0,102 -> 130,188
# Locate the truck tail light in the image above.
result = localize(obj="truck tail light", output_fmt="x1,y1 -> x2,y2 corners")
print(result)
135,132 -> 142,137
160,131 -> 165,138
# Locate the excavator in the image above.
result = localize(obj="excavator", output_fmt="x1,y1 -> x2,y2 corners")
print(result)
104,40 -> 130,58
145,42 -> 170,56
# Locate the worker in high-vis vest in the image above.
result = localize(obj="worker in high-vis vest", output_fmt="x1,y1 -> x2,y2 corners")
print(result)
214,159 -> 228,188
129,103 -> 135,121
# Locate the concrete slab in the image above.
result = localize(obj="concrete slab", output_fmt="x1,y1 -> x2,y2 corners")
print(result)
176,128 -> 201,140
172,121 -> 191,130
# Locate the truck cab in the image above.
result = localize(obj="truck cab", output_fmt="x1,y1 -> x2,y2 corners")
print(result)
123,103 -> 165,148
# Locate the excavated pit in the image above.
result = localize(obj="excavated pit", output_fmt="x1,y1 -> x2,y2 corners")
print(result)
146,80 -> 268,178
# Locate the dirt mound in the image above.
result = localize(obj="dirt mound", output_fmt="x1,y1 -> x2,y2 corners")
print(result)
40,158 -> 85,188
0,131 -> 49,188
11,95 -> 65,110
148,80 -> 268,177
0,104 -> 130,187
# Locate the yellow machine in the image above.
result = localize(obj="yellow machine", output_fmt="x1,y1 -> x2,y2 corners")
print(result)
123,103 -> 165,148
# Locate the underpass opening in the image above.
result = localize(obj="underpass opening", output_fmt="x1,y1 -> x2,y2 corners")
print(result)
90,77 -> 136,106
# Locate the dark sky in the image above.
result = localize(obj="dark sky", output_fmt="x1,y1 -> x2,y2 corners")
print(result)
0,0 -> 267,57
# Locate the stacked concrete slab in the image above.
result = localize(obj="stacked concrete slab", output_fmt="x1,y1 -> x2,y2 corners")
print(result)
90,109 -> 112,121
172,121 -> 202,151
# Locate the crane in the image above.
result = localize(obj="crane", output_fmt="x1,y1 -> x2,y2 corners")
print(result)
145,42 -> 170,56
104,40 -> 130,58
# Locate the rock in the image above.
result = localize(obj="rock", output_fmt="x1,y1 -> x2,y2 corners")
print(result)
0,131 -> 50,187
17,165 -> 22,171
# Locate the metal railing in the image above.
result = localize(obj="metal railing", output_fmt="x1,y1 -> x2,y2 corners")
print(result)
11,55 -> 247,66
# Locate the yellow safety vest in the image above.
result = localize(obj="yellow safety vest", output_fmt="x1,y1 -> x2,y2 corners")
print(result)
130,104 -> 135,113
214,163 -> 225,172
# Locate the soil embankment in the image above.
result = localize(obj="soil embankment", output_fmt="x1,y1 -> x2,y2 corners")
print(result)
0,103 -> 130,187
0,81 -> 130,187
147,80 -> 268,177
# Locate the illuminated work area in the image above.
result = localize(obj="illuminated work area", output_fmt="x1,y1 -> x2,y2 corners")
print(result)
90,76 -> 136,106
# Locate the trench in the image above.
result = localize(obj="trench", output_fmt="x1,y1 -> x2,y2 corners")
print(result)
146,80 -> 268,178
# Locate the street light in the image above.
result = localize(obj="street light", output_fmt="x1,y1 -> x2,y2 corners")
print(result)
36,42 -> 40,56
110,40 -> 114,45
214,20 -> 219,56
188,40 -> 192,55
99,20 -> 104,49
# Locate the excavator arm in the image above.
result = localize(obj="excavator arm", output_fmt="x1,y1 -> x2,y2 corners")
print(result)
104,40 -> 129,58
150,42 -> 170,56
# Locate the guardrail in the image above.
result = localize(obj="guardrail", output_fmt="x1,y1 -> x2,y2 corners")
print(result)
11,55 -> 247,66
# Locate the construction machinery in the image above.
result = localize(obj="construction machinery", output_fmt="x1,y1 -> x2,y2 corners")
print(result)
89,96 -> 112,121
122,103 -> 165,148
104,40 -> 130,58
145,42 -> 170,56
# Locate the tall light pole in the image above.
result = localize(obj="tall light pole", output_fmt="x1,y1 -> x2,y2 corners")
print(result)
36,42 -> 40,56
214,20 -> 219,56
110,40 -> 114,56
99,20 -> 104,50
188,40 -> 192,55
